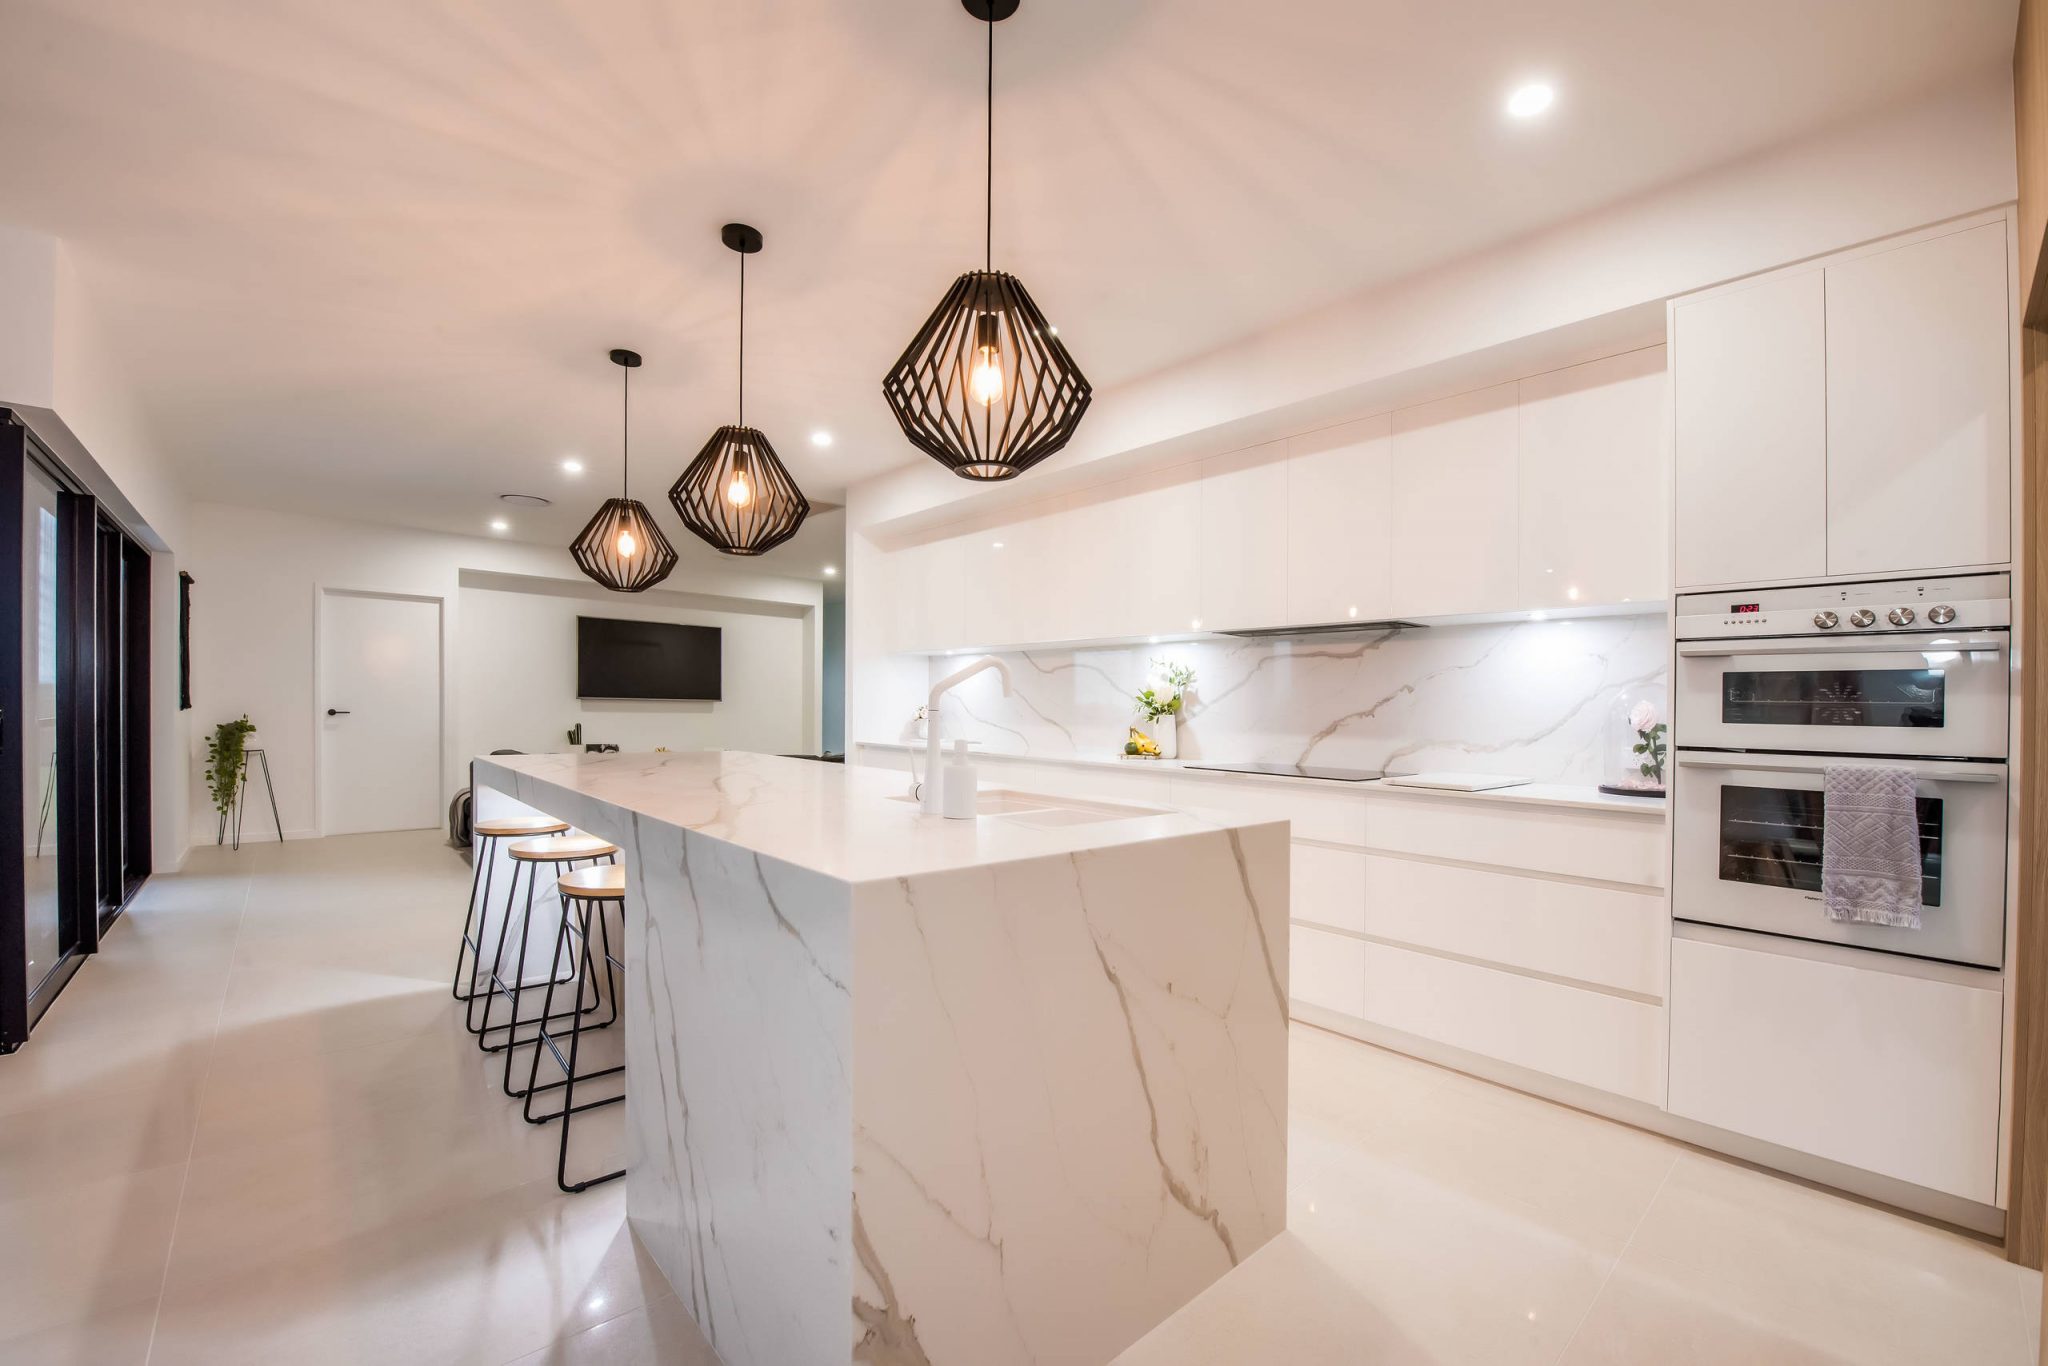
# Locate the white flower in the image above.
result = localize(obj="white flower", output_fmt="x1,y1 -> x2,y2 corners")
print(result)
1628,700 -> 1657,734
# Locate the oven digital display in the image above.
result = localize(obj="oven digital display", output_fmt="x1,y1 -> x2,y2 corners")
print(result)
1730,602 -> 1762,614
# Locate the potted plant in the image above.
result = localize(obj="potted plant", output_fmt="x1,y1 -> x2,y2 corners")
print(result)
1127,660 -> 1195,760
207,715 -> 255,844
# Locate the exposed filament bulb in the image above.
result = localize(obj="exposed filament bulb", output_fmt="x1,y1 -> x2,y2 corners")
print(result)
726,470 -> 753,507
615,527 -> 637,557
971,349 -> 1004,407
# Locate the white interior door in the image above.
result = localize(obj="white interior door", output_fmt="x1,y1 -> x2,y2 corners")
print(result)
319,590 -> 442,835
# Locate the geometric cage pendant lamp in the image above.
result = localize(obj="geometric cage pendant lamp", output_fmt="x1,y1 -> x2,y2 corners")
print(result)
881,0 -> 1092,481
669,224 -> 810,556
570,348 -> 679,593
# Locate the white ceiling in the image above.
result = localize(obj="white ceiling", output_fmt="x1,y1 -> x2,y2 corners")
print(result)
0,0 -> 2018,576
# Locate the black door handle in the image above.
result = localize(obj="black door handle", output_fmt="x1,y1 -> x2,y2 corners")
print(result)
326,708 -> 350,717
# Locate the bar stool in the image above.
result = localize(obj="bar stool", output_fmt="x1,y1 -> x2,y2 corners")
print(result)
474,833 -> 619,1094
524,862 -> 627,1193
454,815 -> 570,1018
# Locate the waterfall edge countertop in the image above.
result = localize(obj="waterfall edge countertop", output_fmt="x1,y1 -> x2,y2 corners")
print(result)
468,749 -> 1290,1366
473,748 -> 1286,883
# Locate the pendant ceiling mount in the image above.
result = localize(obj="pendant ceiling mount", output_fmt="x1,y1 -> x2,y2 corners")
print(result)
883,0 -> 1091,481
669,224 -> 810,557
570,348 -> 678,593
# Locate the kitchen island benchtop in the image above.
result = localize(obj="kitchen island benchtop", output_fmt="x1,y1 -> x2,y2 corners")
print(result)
475,748 -> 1287,883
469,749 -> 1290,1366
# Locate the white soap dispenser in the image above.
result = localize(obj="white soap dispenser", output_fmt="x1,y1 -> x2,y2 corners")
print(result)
941,739 -> 978,820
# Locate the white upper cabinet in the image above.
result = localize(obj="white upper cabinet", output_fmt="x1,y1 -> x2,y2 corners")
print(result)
1197,442 -> 1289,631
1389,383 -> 1520,617
1517,347 -> 1667,611
1673,271 -> 1828,589
1109,467 -> 1202,638
1823,221 -> 2011,576
1286,415 -> 1393,625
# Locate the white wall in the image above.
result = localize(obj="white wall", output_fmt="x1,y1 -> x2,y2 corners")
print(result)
458,577 -> 809,760
2,227 -> 193,874
184,501 -> 821,847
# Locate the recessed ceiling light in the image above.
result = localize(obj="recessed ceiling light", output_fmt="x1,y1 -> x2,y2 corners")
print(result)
1530,609 -> 1549,622
992,541 -> 1004,550
823,565 -> 837,576
561,457 -> 584,475
489,518 -> 509,533
810,430 -> 833,448
1505,81 -> 1556,120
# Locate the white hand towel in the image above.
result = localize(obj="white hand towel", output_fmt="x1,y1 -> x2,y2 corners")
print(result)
1821,766 -> 1922,930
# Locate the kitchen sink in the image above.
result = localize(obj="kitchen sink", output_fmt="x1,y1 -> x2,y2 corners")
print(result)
888,787 -> 1164,826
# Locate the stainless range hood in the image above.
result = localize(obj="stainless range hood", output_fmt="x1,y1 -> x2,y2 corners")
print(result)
1217,619 -> 1425,639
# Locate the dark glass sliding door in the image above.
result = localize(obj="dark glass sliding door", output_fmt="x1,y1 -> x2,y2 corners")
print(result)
0,417 -> 152,1050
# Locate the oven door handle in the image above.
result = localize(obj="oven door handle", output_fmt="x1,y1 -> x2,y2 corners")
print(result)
1676,635 -> 2007,658
1675,752 -> 2005,782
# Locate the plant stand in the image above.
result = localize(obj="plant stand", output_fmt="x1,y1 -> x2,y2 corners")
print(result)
217,747 -> 284,849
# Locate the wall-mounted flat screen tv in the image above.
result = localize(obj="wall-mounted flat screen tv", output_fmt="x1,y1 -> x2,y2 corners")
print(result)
576,617 -> 721,701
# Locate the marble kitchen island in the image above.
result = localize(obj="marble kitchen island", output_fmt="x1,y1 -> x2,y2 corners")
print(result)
470,751 -> 1289,1366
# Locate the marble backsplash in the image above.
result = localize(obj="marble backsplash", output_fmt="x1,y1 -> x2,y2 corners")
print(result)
923,613 -> 1669,786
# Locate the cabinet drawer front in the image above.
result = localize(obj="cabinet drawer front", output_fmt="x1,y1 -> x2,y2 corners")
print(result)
1360,855 -> 1666,997
1358,940 -> 1664,1104
1364,793 -> 1664,887
1292,843 -> 1366,933
1290,924 -> 1365,1018
1170,777 -> 1369,846
1668,936 -> 2000,1203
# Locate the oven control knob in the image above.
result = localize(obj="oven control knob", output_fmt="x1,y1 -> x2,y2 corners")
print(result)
1887,606 -> 1915,627
1928,604 -> 1957,625
1813,611 -> 1838,629
1849,609 -> 1877,628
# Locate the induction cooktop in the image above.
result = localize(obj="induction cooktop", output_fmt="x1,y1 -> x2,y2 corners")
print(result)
1181,762 -> 1388,782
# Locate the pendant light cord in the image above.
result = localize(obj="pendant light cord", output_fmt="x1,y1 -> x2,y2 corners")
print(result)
738,249 -> 746,429
985,12 -> 993,273
620,362 -> 630,497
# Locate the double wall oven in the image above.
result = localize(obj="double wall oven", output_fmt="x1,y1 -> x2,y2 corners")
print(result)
1672,573 -> 2010,970
1667,575 -> 2011,1206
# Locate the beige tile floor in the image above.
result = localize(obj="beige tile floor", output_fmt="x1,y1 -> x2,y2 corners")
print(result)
0,831 -> 2036,1365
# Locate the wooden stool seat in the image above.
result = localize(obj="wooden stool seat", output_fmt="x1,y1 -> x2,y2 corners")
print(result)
475,815 -> 570,839
509,833 -> 619,862
557,865 -> 626,900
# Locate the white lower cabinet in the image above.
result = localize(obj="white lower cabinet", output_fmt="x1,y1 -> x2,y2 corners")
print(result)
1358,853 -> 1665,997
1668,935 -> 2002,1203
1290,924 -> 1366,1018
1291,843 -> 1366,934
1358,940 -> 1665,1104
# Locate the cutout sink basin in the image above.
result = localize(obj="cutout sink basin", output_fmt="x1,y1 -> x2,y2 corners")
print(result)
888,787 -> 1165,827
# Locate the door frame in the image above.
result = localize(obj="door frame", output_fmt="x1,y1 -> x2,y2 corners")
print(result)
310,585 -> 446,839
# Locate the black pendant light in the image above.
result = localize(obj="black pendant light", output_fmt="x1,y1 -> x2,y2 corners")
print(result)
669,224 -> 810,557
881,0 -> 1091,481
571,349 -> 679,593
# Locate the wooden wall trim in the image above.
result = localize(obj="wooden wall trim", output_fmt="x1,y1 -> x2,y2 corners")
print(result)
2009,0 -> 2048,1277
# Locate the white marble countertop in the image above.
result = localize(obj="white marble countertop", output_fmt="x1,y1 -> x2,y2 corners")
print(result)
472,750 -> 1286,885
850,740 -> 1667,817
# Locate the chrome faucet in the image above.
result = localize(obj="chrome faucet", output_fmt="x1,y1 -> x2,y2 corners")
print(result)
921,655 -> 1012,814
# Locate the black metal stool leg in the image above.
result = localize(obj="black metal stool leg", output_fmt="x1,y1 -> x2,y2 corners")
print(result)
554,893 -> 625,1194
523,891 -> 624,1122
453,832 -> 498,1006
